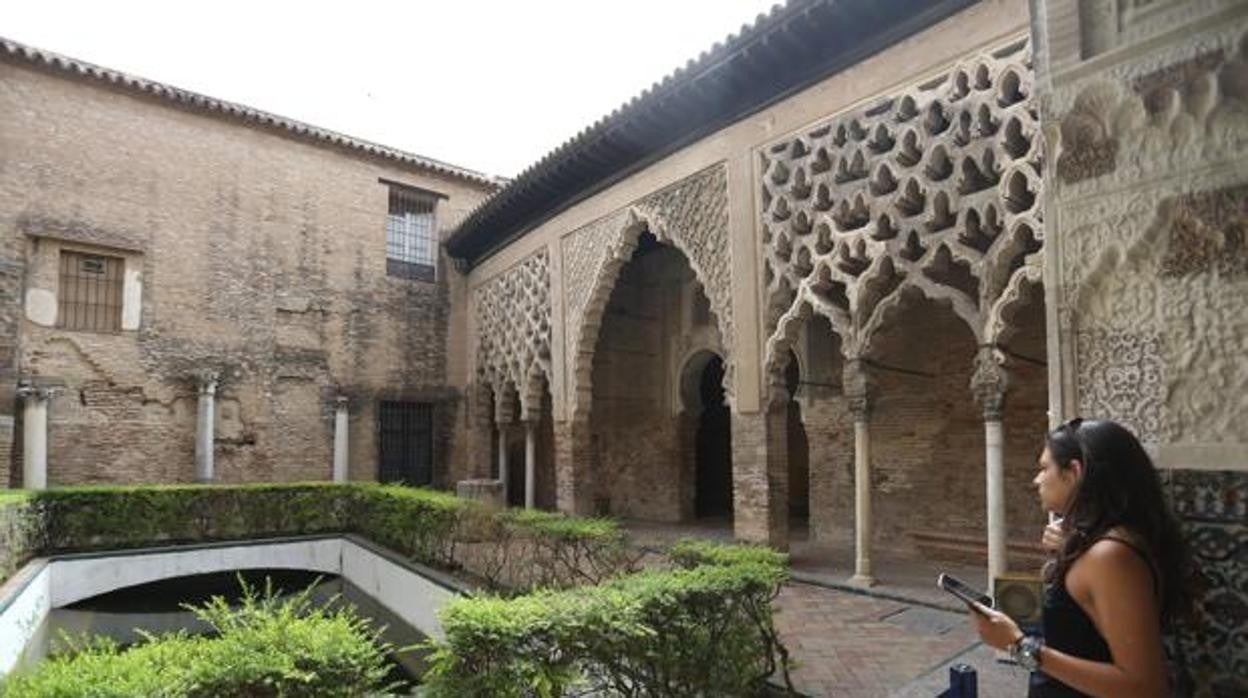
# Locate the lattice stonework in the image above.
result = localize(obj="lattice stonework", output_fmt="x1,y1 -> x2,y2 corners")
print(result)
475,249 -> 552,406
761,36 -> 1044,370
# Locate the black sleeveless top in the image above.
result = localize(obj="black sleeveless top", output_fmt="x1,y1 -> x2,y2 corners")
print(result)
1028,536 -> 1158,698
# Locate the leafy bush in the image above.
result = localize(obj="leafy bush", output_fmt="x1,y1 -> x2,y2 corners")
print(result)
423,544 -> 792,697
465,509 -> 642,592
0,492 -> 39,582
350,484 -> 474,568
35,483 -> 352,552
669,537 -> 789,570
1,579 -> 395,697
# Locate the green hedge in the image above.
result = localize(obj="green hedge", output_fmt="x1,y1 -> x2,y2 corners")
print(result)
0,484 -> 638,592
1,579 -> 394,697
0,492 -> 39,583
423,543 -> 792,697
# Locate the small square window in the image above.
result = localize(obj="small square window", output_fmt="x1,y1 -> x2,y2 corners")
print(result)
386,186 -> 437,281
57,250 -> 124,332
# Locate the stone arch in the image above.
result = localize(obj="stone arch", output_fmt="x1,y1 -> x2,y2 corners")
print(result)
985,263 -> 1044,347
677,347 -> 725,416
568,206 -> 730,420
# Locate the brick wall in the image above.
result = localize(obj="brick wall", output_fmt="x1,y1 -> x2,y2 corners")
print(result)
0,61 -> 493,485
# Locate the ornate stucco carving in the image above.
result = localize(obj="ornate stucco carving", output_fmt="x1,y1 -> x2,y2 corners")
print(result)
971,346 -> 1010,422
474,249 -> 552,416
761,36 -> 1044,380
1053,28 -> 1248,446
560,164 -> 731,418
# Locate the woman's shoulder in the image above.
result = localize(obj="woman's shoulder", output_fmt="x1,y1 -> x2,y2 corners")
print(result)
1072,531 -> 1155,586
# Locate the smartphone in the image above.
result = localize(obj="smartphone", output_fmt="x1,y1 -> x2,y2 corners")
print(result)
937,573 -> 994,612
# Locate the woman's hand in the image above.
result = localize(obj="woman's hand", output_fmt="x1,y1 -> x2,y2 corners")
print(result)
1041,521 -> 1068,553
969,603 -> 1024,651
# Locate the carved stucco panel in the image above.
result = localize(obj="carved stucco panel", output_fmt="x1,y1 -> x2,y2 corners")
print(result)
1076,329 -> 1167,442
474,249 -> 552,411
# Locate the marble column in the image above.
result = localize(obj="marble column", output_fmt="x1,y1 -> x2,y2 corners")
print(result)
496,423 -> 510,495
844,359 -> 876,587
973,346 -> 1010,592
524,419 -> 537,509
18,384 -> 54,490
194,371 -> 219,483
332,395 -> 349,483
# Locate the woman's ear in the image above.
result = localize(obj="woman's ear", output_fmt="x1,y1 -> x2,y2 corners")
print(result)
1067,458 -> 1084,482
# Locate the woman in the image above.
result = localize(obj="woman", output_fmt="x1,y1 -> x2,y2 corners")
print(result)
970,418 -> 1192,698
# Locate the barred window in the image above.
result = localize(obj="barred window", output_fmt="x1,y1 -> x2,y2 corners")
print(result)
57,250 -> 124,332
386,186 -> 437,281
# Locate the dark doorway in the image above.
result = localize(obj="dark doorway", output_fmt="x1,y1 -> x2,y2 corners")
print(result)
785,354 -> 810,523
378,401 -> 433,485
695,356 -> 733,518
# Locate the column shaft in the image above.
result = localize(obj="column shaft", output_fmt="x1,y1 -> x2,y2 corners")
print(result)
524,420 -> 537,509
497,425 -> 510,496
21,394 -> 49,490
850,418 -> 875,586
332,399 -> 349,483
195,378 -> 217,482
985,419 -> 1007,588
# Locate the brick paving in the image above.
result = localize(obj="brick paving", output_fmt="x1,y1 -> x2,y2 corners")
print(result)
773,582 -> 1028,697
624,520 -> 1030,696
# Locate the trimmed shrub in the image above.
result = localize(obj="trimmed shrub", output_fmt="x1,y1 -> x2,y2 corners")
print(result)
465,509 -> 641,592
669,537 -> 789,570
423,544 -> 792,697
0,492 -> 39,582
1,579 -> 395,697
35,483 -> 353,552
350,484 -> 474,568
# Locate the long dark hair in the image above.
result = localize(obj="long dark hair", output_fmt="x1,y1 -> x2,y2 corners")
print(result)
1045,418 -> 1193,626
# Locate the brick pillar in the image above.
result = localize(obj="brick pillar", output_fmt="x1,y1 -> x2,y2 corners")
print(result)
731,405 -> 789,550
972,346 -> 1010,591
554,417 -> 594,516
464,383 -> 495,480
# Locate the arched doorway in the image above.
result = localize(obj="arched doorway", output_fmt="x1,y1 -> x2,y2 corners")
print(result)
785,351 -> 810,526
695,355 -> 732,518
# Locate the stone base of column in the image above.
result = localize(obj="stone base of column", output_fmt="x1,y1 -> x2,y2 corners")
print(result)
847,573 -> 877,588
730,410 -> 789,550
554,418 -> 594,516
456,478 -> 505,508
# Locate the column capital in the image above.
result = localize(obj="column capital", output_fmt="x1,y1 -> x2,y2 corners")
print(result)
193,369 -> 220,395
971,346 -> 1010,421
334,394 -> 349,409
842,359 -> 876,421
16,382 -> 57,403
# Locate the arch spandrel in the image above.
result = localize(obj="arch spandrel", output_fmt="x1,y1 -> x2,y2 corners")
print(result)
761,35 -> 1045,370
474,248 -> 552,415
560,164 -> 733,420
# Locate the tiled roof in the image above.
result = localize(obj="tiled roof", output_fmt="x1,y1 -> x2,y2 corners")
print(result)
447,0 -> 977,265
0,36 -> 502,188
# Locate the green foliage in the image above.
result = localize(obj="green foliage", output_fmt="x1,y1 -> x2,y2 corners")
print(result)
1,578 -> 395,697
424,547 -> 793,697
668,538 -> 789,570
34,483 -> 353,552
350,484 -> 474,567
0,493 -> 40,582
470,509 -> 640,592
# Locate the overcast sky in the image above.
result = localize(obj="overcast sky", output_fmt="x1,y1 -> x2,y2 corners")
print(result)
5,0 -> 781,178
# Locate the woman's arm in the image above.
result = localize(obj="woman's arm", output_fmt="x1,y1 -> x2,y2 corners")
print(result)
971,539 -> 1169,698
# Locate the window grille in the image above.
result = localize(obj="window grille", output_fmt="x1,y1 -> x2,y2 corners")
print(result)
57,250 -> 124,332
386,186 -> 437,281
378,401 -> 434,485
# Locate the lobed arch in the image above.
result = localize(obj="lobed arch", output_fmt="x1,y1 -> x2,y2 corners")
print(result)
565,202 -> 732,421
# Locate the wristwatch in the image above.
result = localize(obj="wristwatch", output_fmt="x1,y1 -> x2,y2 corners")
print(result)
1010,635 -> 1044,671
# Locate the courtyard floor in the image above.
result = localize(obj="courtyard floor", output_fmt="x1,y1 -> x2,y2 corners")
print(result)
625,519 -> 1030,697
